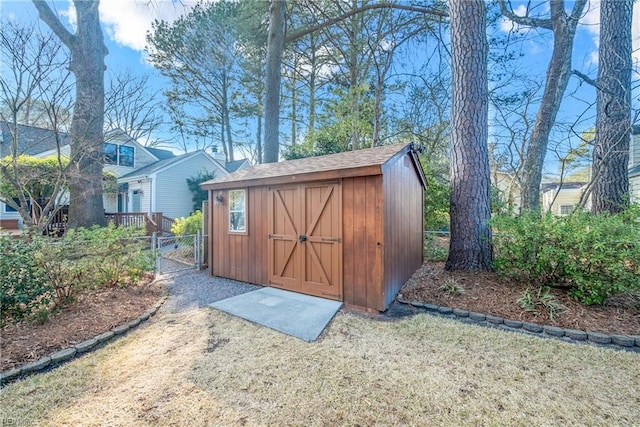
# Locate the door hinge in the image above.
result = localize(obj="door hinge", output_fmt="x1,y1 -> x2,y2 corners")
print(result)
269,234 -> 284,239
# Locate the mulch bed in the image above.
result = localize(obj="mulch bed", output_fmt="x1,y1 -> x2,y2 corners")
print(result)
1,278 -> 164,372
400,261 -> 640,336
2,258 -> 638,374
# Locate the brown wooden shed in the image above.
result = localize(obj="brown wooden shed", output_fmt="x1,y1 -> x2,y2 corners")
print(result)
201,143 -> 427,312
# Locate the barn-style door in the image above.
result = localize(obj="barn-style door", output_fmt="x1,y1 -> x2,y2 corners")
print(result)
268,182 -> 342,300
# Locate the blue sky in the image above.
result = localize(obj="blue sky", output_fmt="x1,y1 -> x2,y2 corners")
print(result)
1,0 -> 639,170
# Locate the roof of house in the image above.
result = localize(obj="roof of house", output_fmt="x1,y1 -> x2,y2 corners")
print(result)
541,181 -> 588,192
2,121 -> 251,177
226,158 -> 249,173
201,143 -> 426,190
629,164 -> 640,178
119,150 -> 226,180
0,122 -> 70,157
146,147 -> 176,160
632,125 -> 640,135
119,151 -> 199,179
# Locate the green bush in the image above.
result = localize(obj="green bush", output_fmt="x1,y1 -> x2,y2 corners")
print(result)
0,235 -> 52,322
0,225 -> 155,323
171,210 -> 202,235
493,206 -> 640,305
33,224 -> 155,304
60,224 -> 155,288
424,234 -> 448,261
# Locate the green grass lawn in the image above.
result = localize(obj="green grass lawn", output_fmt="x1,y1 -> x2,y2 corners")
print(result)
1,308 -> 638,426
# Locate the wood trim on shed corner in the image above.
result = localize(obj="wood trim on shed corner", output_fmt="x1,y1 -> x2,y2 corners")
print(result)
379,145 -> 428,190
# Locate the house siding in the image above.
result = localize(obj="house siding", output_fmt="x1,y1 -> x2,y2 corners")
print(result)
0,205 -> 23,228
630,175 -> 640,204
542,187 -> 590,214
630,133 -> 639,169
154,153 -> 227,219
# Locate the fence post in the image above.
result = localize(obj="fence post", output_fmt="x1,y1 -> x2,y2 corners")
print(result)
195,229 -> 201,270
152,231 -> 158,274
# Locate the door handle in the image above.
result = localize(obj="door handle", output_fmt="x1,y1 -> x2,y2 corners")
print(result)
298,234 -> 307,243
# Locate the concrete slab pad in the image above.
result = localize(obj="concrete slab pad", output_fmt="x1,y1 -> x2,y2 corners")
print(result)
209,287 -> 342,342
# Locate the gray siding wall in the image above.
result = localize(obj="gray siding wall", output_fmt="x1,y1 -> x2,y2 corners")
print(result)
154,154 -> 227,219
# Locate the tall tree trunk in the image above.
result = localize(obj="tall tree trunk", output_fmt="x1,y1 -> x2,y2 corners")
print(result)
34,0 -> 107,228
591,0 -> 632,214
220,119 -> 228,161
263,0 -> 286,163
446,0 -> 493,272
307,33 -> 317,141
349,0 -> 360,150
256,114 -> 263,164
290,70 -> 297,145
499,0 -> 587,211
222,72 -> 234,162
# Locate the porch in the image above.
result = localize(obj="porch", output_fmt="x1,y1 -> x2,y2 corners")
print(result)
1,212 -> 175,236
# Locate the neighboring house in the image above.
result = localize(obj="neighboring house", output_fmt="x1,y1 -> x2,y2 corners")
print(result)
630,125 -> 640,204
491,169 -> 521,213
0,122 -> 249,228
539,125 -> 640,214
541,182 -> 591,215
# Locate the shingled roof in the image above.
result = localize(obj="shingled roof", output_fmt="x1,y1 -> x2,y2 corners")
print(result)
0,122 -> 70,157
201,143 -> 426,190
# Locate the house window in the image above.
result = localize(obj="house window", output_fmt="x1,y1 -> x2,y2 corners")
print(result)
4,199 -> 17,212
229,189 -> 246,233
104,143 -> 118,164
559,204 -> 574,216
3,198 -> 29,213
119,145 -> 134,166
103,143 -> 134,167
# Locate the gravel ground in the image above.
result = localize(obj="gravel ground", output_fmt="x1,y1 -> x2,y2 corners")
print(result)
156,269 -> 261,314
154,268 -> 419,319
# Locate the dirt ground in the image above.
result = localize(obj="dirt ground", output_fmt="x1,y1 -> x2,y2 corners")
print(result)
400,261 -> 639,336
1,279 -> 164,371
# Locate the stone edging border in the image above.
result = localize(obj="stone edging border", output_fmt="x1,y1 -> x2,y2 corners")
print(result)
0,295 -> 168,386
396,298 -> 640,352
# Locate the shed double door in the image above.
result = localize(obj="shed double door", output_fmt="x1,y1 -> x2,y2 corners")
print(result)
268,182 -> 343,300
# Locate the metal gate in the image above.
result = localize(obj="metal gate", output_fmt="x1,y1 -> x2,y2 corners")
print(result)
155,231 -> 206,274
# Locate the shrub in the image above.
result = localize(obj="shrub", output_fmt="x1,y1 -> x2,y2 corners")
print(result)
0,235 -> 52,322
493,206 -> 640,305
517,287 -> 567,320
61,224 -> 155,287
34,224 -> 155,302
171,210 -> 202,236
424,234 -> 448,261
439,278 -> 465,295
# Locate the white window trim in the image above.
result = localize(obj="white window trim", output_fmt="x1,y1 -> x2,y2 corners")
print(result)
559,204 -> 574,216
228,189 -> 247,234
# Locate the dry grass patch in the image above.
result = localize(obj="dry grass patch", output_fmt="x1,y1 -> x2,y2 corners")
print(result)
1,308 -> 639,426
192,312 -> 640,426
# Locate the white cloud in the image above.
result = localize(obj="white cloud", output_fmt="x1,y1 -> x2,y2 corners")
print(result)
499,4 -> 529,34
581,0 -> 640,66
99,0 -> 198,51
633,1 -> 640,65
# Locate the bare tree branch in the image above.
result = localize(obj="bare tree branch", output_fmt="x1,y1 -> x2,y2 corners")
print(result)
32,0 -> 75,48
285,2 -> 447,43
497,0 -> 553,30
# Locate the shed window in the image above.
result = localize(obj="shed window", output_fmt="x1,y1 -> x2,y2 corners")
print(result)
229,189 -> 246,232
